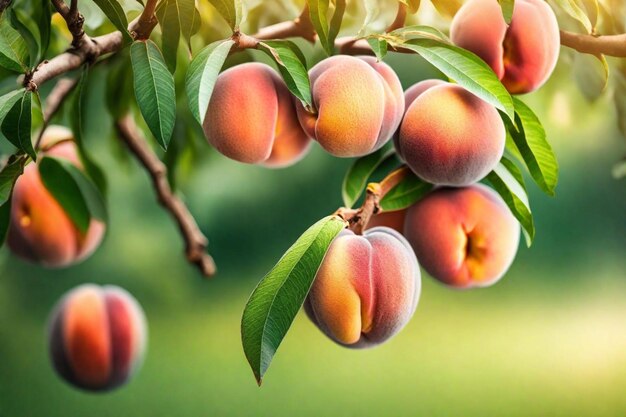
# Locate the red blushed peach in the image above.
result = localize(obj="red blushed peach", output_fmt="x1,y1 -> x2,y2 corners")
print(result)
7,127 -> 105,268
404,185 -> 520,288
48,284 -> 147,392
396,81 -> 505,186
305,227 -> 420,348
296,56 -> 404,157
203,63 -> 311,168
450,0 -> 560,94
365,209 -> 407,234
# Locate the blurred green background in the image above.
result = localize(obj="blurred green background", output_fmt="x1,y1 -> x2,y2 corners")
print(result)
1,35 -> 626,417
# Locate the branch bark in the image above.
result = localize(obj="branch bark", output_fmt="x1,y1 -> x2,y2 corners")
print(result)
335,166 -> 410,234
559,30 -> 626,57
252,4 -> 316,43
115,116 -> 217,278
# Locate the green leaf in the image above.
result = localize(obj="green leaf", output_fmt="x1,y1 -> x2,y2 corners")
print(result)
552,0 -> 593,33
130,40 -> 176,150
402,38 -> 515,121
379,171 -> 433,211
185,39 -> 234,125
486,157 -> 534,246
367,38 -> 388,61
389,25 -> 449,42
573,52 -> 609,102
0,89 -> 24,123
0,18 -> 29,72
70,67 -> 108,195
342,144 -> 394,208
91,0 -> 133,43
39,156 -> 107,233
0,197 -> 11,247
206,0 -> 244,30
309,0 -> 346,55
241,215 -> 346,385
259,40 -> 312,108
505,97 -> 558,196
0,154 -> 26,205
9,8 -> 41,67
497,0 -> 514,24
1,90 -> 36,160
156,0 -> 198,73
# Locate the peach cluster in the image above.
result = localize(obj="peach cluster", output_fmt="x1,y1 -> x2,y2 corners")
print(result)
7,126 -> 105,268
305,227 -> 420,348
450,0 -> 560,94
203,56 -> 404,163
48,284 -> 147,391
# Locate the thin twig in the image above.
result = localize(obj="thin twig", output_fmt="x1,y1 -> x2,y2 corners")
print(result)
132,0 -> 159,40
560,30 -> 626,57
35,77 -> 79,149
252,4 -> 316,43
335,166 -> 410,234
115,115 -> 217,278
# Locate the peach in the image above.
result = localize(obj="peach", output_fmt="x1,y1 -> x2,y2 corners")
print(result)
296,56 -> 404,157
305,227 -> 420,348
396,81 -> 505,186
450,0 -> 560,94
48,284 -> 147,391
7,126 -> 105,268
203,63 -> 311,168
365,209 -> 407,233
404,185 -> 520,288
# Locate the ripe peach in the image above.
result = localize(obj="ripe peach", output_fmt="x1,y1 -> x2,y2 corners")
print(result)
296,56 -> 404,157
305,227 -> 420,348
404,185 -> 520,288
396,81 -> 505,186
48,284 -> 147,391
7,126 -> 105,268
203,63 -> 311,168
450,0 -> 560,94
365,209 -> 407,233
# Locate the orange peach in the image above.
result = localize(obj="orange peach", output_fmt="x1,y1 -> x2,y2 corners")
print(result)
296,56 -> 404,157
7,126 -> 105,268
365,209 -> 407,233
48,284 -> 147,391
396,81 -> 505,186
305,227 -> 420,348
404,185 -> 520,288
450,0 -> 560,94
203,63 -> 311,168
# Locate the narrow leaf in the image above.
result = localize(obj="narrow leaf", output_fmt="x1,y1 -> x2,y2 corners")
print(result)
342,144 -> 394,208
0,197 -> 11,247
241,216 -> 346,385
505,97 -> 558,196
92,0 -> 133,43
130,40 -> 176,149
367,38 -> 388,61
309,0 -> 345,55
0,18 -> 29,72
185,39 -> 234,125
207,0 -> 243,30
486,158 -> 534,246
402,39 -> 515,121
0,154 -> 26,205
1,90 -> 36,160
39,156 -> 107,233
379,170 -> 433,211
259,40 -> 312,108
498,0 -> 514,24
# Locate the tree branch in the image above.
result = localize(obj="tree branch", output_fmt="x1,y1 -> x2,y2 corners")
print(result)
51,0 -> 93,51
252,4 -> 316,43
115,116 -> 217,278
335,166 -> 410,234
132,0 -> 159,40
560,30 -> 626,57
386,2 -> 408,33
35,77 -> 79,149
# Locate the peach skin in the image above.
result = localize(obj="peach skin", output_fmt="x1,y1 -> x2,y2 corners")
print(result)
450,0 -> 560,94
7,126 -> 105,268
48,284 -> 147,391
203,63 -> 311,168
396,81 -> 505,186
365,209 -> 407,234
305,227 -> 420,348
296,56 -> 404,157
404,184 -> 520,288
